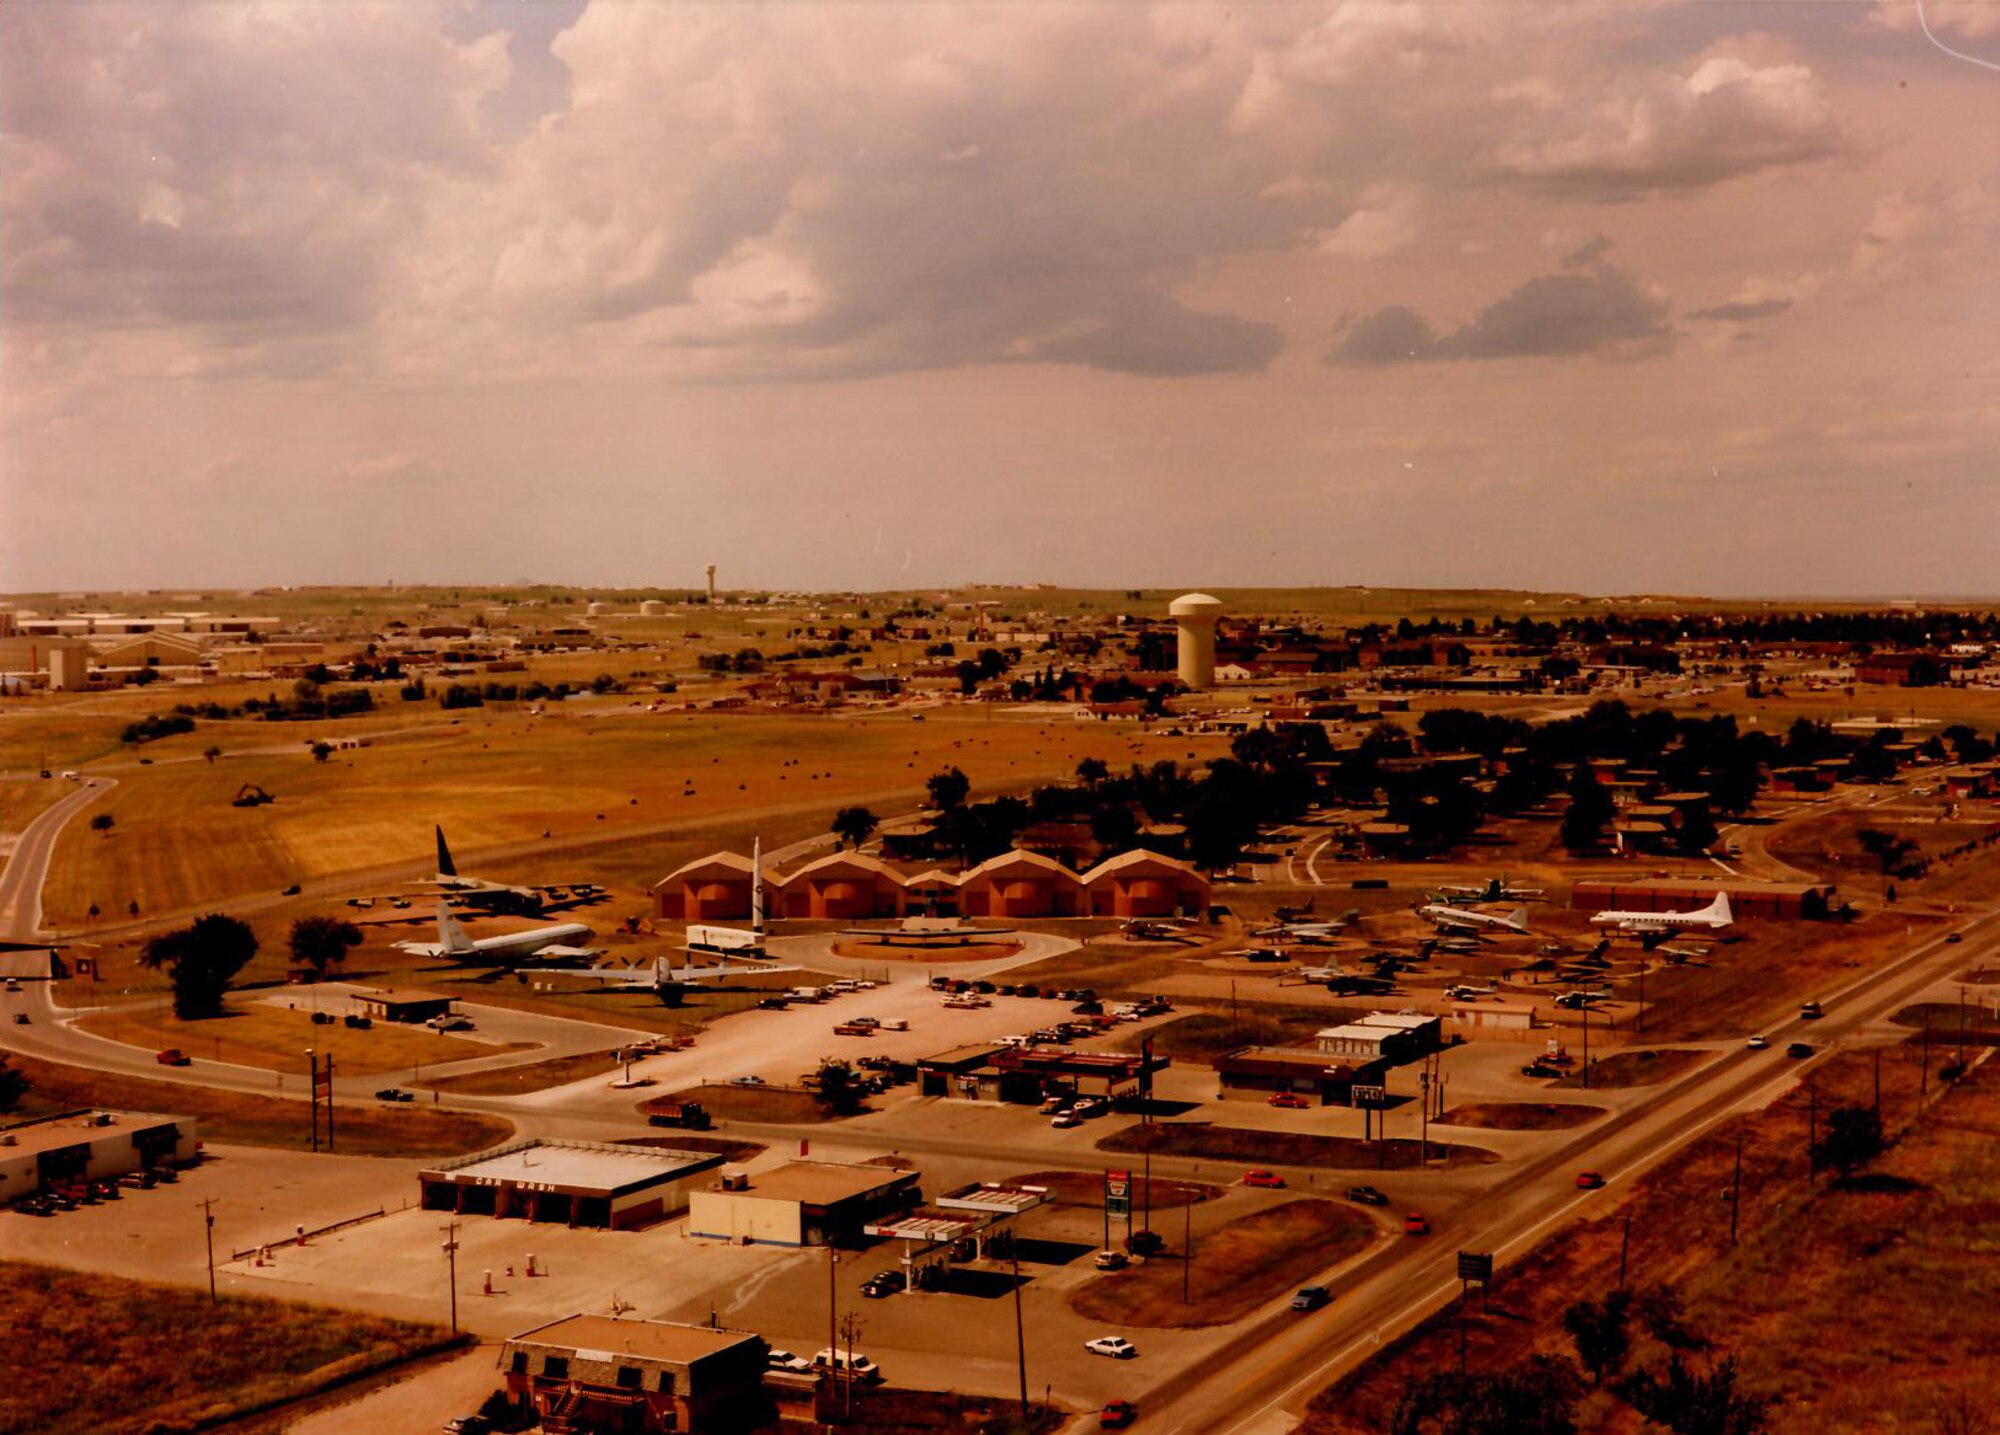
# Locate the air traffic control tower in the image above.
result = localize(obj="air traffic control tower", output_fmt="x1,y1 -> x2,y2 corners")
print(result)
1169,592 -> 1224,689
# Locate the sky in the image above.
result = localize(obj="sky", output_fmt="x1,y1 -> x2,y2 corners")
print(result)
3,0 -> 1996,598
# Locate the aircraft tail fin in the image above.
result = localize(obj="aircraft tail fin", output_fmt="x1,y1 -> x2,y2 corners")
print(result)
435,825 -> 457,878
436,905 -> 475,955
1707,891 -> 1733,924
1507,906 -> 1529,931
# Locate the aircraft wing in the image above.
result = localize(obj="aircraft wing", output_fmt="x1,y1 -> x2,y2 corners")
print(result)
533,943 -> 604,960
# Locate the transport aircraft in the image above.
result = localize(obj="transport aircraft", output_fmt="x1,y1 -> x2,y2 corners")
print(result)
394,906 -> 598,964
1590,891 -> 1734,938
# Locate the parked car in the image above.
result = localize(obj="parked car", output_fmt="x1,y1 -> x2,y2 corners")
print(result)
1404,1212 -> 1431,1236
767,1349 -> 813,1373
1051,1113 -> 1082,1129
1521,1063 -> 1561,1078
375,1088 -> 416,1103
730,1075 -> 767,1086
1574,1171 -> 1605,1190
1039,1096 -> 1070,1114
860,1270 -> 907,1299
1292,1286 -> 1331,1311
1243,1169 -> 1286,1189
1085,1336 -> 1138,1360
282,884 -> 302,896
1267,1092 -> 1310,1109
1346,1185 -> 1389,1207
1100,1400 -> 1138,1428
442,1417 -> 490,1435
812,1349 -> 882,1382
1093,1249 -> 1129,1272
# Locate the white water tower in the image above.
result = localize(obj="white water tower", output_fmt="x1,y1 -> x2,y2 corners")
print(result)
1169,593 -> 1224,689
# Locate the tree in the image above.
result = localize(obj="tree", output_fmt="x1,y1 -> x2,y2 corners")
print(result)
287,915 -> 362,982
1388,1356 -> 1582,1435
0,1052 -> 27,1114
1857,827 -> 1919,875
926,766 -> 971,811
1561,766 -> 1615,853
139,914 -> 259,1019
1616,1354 -> 1771,1435
1562,1289 -> 1632,1385
90,813 -> 115,838
202,745 -> 222,765
310,741 -> 334,763
1090,802 -> 1142,855
814,1058 -> 868,1115
1814,1105 -> 1885,1179
1075,757 -> 1109,788
831,806 -> 879,851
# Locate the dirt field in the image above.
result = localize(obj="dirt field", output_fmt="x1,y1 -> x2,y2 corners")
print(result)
6,1051 -> 511,1156
0,1261 -> 461,1435
1548,1048 -> 1710,1090
1435,1102 -> 1607,1131
417,1048 -> 623,1095
73,1000 -> 531,1078
1100,1122 -> 1499,1171
1301,1040 -> 1997,1433
1068,1198 -> 1377,1328
661,1081 -> 846,1123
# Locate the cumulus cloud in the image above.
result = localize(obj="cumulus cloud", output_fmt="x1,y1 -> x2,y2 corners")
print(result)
1329,246 -> 1672,364
1687,297 -> 1792,321
1493,52 -> 1847,199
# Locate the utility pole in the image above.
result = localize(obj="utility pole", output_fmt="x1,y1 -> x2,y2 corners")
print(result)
1729,1130 -> 1743,1246
201,1198 -> 218,1303
838,1312 -> 863,1419
307,1049 -> 319,1153
1873,1047 -> 1882,1119
440,1221 -> 460,1334
1010,1238 -> 1029,1424
1581,1006 -> 1591,1090
1419,1070 -> 1430,1165
1958,986 -> 1968,1066
1637,957 -> 1646,1033
1922,1008 -> 1932,1099
1618,1211 -> 1631,1288
1182,1186 -> 1193,1305
1807,1078 -> 1818,1188
827,1248 -> 839,1410
325,1052 -> 335,1153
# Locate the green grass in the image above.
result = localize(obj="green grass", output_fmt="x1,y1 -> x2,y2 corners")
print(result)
0,1261 -> 463,1435
6,1051 -> 512,1157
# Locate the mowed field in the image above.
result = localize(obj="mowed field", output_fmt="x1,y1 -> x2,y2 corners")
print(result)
38,705 -> 1197,924
73,999 -> 533,1077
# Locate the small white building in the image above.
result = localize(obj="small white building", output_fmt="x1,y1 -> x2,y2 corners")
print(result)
1,1109 -> 199,1204
1314,1023 -> 1397,1061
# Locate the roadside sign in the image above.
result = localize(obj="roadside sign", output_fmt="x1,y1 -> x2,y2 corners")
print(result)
1106,1169 -> 1131,1218
1457,1252 -> 1494,1283
1351,1085 -> 1389,1109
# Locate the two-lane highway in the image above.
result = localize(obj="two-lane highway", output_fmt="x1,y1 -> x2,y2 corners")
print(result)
0,775 -> 113,939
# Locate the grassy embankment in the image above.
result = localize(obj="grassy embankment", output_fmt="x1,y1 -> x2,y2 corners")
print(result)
73,999 -> 531,1077
1070,1199 -> 1377,1328
5,1051 -> 510,1157
1301,1040 -> 2000,1433
1101,1122 -> 1499,1171
0,1260 -> 463,1435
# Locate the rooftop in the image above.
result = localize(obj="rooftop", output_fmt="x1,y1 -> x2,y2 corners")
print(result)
0,1109 -> 188,1159
723,1160 -> 916,1207
426,1140 -> 720,1193
509,1314 -> 758,1366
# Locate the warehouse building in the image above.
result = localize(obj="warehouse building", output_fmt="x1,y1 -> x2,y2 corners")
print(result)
352,988 -> 459,1024
916,1044 -> 1169,1104
687,1160 -> 921,1247
1,1109 -> 198,1205
497,1314 -> 768,1435
420,1140 -> 723,1230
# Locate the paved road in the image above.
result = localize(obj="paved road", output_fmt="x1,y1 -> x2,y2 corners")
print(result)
0,776 -> 113,939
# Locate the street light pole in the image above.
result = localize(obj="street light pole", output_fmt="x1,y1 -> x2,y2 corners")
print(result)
440,1221 -> 460,1334
202,1197 -> 218,1303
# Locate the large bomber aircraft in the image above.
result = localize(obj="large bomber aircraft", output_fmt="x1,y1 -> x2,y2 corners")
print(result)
1417,903 -> 1530,937
394,907 -> 599,964
423,827 -> 600,915
535,951 -> 798,994
1428,875 -> 1544,903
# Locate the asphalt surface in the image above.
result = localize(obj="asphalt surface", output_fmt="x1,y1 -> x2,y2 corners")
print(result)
0,775 -> 113,939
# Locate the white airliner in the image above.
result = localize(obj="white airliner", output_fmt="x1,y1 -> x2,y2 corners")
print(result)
1444,983 -> 1497,1000
395,907 -> 599,964
1590,891 -> 1734,935
1430,876 -> 1543,903
1418,903 -> 1530,936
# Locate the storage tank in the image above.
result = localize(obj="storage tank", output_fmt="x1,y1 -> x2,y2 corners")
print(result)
1168,592 -> 1224,689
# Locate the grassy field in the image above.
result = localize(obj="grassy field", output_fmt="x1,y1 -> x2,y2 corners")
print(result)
418,1048 -> 624,1095
1435,1102 -> 1607,1130
73,999 -> 532,1078
1548,1047 -> 1710,1089
662,1081 -> 845,1123
0,1261 -> 462,1435
1069,1199 -> 1377,1328
37,704 -> 1188,924
1100,1122 -> 1499,1171
5,1051 -> 511,1156
1300,1039 -> 1994,1433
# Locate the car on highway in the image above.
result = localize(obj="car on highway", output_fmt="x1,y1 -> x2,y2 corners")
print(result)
1291,1285 -> 1331,1311
155,1048 -> 191,1067
3,979 -> 19,992
766,1349 -> 812,1373
1404,1212 -> 1431,1236
1799,1000 -> 1824,1020
1575,1171 -> 1605,1190
1243,1169 -> 1286,1189
282,884 -> 302,896
1746,1035 -> 1769,1050
1945,931 -> 1963,943
1267,1092 -> 1310,1109
1346,1185 -> 1389,1206
12,1012 -> 27,1025
1100,1400 -> 1138,1428
375,1088 -> 415,1103
1085,1336 -> 1138,1360
1787,1042 -> 1814,1059
860,1270 -> 906,1299
1093,1249 -> 1129,1271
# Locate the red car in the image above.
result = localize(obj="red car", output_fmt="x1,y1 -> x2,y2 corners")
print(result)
1267,1092 -> 1310,1109
1101,1400 -> 1138,1428
155,1048 -> 191,1067
1243,1169 -> 1287,1189
1404,1212 -> 1431,1236
1575,1171 -> 1606,1190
